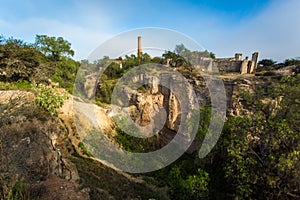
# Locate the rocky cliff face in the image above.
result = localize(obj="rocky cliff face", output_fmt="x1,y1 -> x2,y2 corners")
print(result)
0,91 -> 89,199
114,72 -> 198,151
116,71 -> 287,153
1,66 -> 293,199
0,90 -> 168,199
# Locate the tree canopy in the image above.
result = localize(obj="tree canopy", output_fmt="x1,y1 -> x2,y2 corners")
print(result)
34,35 -> 74,61
0,37 -> 47,82
258,59 -> 277,67
175,44 -> 216,59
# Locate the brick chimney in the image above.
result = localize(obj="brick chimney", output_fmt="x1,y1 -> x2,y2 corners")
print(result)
137,36 -> 142,58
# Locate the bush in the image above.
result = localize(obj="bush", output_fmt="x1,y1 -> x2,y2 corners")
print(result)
168,166 -> 210,200
33,83 -> 68,115
51,57 -> 79,93
78,142 -> 93,157
258,59 -> 276,67
284,58 -> 300,66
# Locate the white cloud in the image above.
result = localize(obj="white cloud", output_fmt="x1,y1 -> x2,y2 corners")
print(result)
208,0 -> 300,62
1,0 -> 299,62
0,18 -> 113,60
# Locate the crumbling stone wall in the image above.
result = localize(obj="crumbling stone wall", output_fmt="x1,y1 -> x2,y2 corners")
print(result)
214,59 -> 243,72
240,57 -> 249,74
213,52 -> 259,74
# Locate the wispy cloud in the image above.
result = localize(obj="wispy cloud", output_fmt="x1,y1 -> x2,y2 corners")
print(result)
207,0 -> 300,61
0,0 -> 299,61
0,17 -> 113,59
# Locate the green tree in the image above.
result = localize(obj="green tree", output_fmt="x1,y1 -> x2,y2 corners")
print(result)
258,59 -> 276,67
223,75 -> 300,199
51,57 -> 80,93
175,44 -> 215,59
0,37 -> 47,82
162,51 -> 188,67
284,58 -> 300,66
175,44 -> 186,55
34,35 -> 74,61
168,166 -> 210,199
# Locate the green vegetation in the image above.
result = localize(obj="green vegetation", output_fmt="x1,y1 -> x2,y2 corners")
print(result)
0,35 -> 79,93
8,180 -> 29,200
51,57 -> 80,93
94,53 -> 160,104
168,166 -> 210,199
0,80 -> 32,90
258,59 -> 277,67
78,142 -> 93,157
1,33 -> 299,199
175,43 -> 215,59
284,58 -> 300,66
33,83 -> 68,115
71,154 -> 167,200
257,57 -> 300,72
34,35 -> 74,62
0,37 -> 48,82
218,75 -> 300,199
262,71 -> 277,76
140,76 -> 299,199
114,127 -> 160,153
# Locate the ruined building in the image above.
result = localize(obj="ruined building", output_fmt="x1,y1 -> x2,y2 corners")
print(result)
135,36 -> 258,74
214,52 -> 259,74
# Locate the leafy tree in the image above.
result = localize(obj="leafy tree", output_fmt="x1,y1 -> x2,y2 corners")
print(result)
34,35 -> 74,61
168,166 -> 210,199
162,51 -> 188,67
140,52 -> 151,64
51,57 -> 80,93
284,58 -> 300,66
122,54 -> 139,71
258,59 -> 276,67
175,44 -> 186,55
0,37 -> 47,82
222,75 -> 300,199
103,62 -> 123,79
151,56 -> 164,64
175,44 -> 215,60
209,52 -> 216,59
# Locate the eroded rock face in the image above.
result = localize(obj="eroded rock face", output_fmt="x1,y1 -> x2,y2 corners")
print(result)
133,92 -> 164,127
166,92 -> 180,131
122,72 -> 285,154
123,75 -> 193,150
0,91 -> 89,200
128,88 -> 180,133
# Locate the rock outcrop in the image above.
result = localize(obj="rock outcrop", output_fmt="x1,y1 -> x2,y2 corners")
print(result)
0,90 -> 89,199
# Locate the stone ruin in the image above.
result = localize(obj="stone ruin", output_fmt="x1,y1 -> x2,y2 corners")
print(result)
188,52 -> 259,74
213,52 -> 259,74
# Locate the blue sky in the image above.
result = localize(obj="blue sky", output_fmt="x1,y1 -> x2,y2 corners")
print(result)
1,0 -> 299,61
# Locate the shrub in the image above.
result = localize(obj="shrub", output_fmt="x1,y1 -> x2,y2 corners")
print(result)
168,166 -> 210,200
33,83 -> 68,115
78,142 -> 93,157
0,80 -> 33,91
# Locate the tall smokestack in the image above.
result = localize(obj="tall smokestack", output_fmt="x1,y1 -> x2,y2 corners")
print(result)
137,36 -> 142,58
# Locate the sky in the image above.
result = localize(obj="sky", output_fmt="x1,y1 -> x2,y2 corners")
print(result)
0,0 -> 299,62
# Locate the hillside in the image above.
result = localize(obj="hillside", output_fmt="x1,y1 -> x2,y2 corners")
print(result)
0,35 -> 299,199
0,89 -> 168,199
